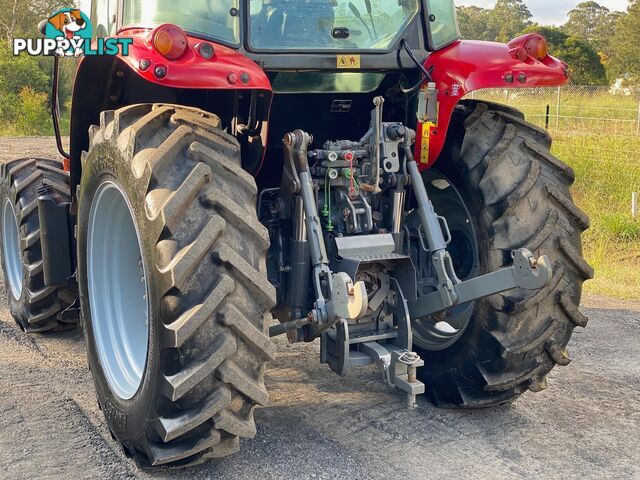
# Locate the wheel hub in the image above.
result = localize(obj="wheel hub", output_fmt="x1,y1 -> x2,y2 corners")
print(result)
87,181 -> 149,400
410,170 -> 480,351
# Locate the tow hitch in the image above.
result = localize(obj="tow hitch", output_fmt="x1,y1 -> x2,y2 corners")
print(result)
320,131 -> 552,407
350,125 -> 551,407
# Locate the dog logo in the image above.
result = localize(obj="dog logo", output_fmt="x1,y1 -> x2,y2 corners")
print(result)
46,8 -> 92,56
12,7 -> 131,57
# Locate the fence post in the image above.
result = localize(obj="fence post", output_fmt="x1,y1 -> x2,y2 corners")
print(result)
545,105 -> 550,130
633,192 -> 638,220
555,87 -> 561,130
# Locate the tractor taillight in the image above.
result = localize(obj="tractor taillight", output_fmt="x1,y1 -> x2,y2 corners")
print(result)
525,36 -> 548,61
508,33 -> 549,62
151,24 -> 188,60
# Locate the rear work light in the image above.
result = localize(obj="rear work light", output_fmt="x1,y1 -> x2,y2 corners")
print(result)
151,24 -> 188,60
508,33 -> 549,62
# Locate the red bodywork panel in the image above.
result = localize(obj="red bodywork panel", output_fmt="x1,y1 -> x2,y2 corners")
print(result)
415,39 -> 569,169
75,29 -> 566,177
69,27 -> 272,186
114,28 -> 271,91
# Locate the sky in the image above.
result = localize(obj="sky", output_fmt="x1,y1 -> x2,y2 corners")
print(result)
76,0 -> 631,28
455,0 -> 631,25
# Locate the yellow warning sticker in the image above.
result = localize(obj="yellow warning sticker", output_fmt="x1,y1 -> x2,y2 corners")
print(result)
420,122 -> 434,164
337,54 -> 361,69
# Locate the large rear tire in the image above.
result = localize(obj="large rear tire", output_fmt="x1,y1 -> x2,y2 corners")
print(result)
0,158 -> 77,332
78,104 -> 276,467
414,102 -> 593,407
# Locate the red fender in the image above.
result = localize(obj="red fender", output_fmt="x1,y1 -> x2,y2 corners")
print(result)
415,38 -> 569,168
113,28 -> 271,91
69,27 -> 272,184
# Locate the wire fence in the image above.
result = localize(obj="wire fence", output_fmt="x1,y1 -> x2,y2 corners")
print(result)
467,85 -> 640,137
467,85 -> 640,220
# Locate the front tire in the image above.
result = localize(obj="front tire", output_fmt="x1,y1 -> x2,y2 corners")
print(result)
0,158 -> 77,332
415,102 -> 593,407
78,104 -> 276,467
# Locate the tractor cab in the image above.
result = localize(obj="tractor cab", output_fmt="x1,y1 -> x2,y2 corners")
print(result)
102,0 -> 460,55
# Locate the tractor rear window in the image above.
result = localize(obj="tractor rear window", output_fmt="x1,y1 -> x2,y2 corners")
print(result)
122,0 -> 240,45
248,0 -> 420,51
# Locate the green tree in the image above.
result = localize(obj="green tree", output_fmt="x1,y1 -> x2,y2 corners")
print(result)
0,41 -> 52,135
563,1 -> 626,61
0,0 -> 70,41
561,36 -> 609,85
15,87 -> 51,136
524,25 -> 608,85
564,2 -> 610,44
608,0 -> 640,85
456,0 -> 532,42
456,5 -> 493,41
0,41 -> 49,95
0,1 -> 77,135
489,0 -> 533,42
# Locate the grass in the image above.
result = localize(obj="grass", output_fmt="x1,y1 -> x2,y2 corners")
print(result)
476,87 -> 640,299
553,133 -> 640,299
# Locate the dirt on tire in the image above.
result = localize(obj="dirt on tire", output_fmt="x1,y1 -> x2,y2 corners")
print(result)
416,102 -> 592,408
78,104 -> 276,467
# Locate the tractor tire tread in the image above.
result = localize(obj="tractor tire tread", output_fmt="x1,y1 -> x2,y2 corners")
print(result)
420,102 -> 591,408
0,158 -> 77,332
86,103 -> 274,467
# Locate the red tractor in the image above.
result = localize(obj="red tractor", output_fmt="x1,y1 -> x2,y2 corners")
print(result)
0,0 -> 592,468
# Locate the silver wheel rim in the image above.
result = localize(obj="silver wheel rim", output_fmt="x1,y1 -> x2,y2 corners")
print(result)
87,181 -> 149,400
2,198 -> 23,301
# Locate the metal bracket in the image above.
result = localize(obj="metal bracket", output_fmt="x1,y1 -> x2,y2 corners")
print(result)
391,350 -> 424,407
408,248 -> 552,319
321,274 -> 425,408
360,342 -> 425,407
